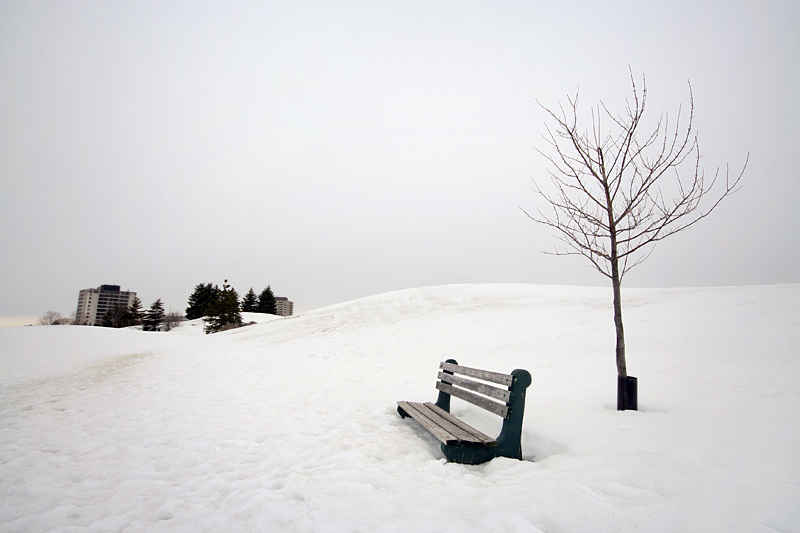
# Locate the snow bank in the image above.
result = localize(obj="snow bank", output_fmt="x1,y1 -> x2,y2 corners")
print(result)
0,284 -> 798,532
0,326 -> 164,382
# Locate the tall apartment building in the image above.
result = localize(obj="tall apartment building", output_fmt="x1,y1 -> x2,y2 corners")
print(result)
275,297 -> 294,317
75,284 -> 137,326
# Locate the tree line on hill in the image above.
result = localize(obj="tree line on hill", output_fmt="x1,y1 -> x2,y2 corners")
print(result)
38,299 -> 179,331
185,281 -> 280,334
99,298 -> 180,331
38,281 -> 279,334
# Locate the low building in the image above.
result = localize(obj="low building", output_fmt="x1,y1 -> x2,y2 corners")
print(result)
75,284 -> 137,326
275,297 -> 294,317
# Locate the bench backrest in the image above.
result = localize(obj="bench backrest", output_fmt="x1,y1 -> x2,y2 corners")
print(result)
436,361 -> 519,419
434,359 -> 532,462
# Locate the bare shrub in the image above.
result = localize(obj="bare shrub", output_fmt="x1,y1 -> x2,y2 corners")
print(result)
38,311 -> 69,325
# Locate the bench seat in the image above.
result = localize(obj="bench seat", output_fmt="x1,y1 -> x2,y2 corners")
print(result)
396,401 -> 496,447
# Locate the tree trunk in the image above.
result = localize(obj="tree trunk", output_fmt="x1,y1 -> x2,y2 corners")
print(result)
603,154 -> 627,381
611,267 -> 626,379
608,203 -> 633,410
611,255 -> 636,410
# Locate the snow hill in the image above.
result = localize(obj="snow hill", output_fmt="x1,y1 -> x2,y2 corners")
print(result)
1,284 -> 798,532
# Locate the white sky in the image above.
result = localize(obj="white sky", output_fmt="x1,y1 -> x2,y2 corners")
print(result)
1,0 -> 798,320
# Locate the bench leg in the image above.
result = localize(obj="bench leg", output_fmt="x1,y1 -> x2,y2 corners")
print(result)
397,405 -> 408,418
493,369 -> 532,461
441,443 -> 497,465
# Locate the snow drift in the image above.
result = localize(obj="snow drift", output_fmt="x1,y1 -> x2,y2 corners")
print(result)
1,284 -> 798,532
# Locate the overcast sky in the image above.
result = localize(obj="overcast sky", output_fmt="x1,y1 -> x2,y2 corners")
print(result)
1,0 -> 798,325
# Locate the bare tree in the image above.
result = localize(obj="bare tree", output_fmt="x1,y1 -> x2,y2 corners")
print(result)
38,310 -> 69,325
163,311 -> 184,331
525,73 -> 746,409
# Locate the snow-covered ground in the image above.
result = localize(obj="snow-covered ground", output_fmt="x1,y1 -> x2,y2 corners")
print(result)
1,284 -> 798,532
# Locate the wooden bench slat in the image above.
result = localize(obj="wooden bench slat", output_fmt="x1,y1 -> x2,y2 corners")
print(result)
440,361 -> 513,386
436,382 -> 509,418
397,401 -> 460,445
397,401 -> 494,446
422,402 -> 496,446
438,371 -> 511,403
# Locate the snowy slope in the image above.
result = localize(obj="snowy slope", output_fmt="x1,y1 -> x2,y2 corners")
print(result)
1,284 -> 798,532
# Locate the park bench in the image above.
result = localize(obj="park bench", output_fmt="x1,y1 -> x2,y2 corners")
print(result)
397,359 -> 532,464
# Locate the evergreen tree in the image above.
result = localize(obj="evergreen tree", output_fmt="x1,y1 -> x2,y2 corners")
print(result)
185,283 -> 220,320
143,299 -> 166,332
101,305 -> 132,328
257,286 -> 277,315
203,280 -> 242,334
100,307 -> 116,328
128,296 -> 143,326
241,287 -> 258,312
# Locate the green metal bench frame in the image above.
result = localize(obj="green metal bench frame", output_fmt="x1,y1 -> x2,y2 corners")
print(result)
397,359 -> 532,465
